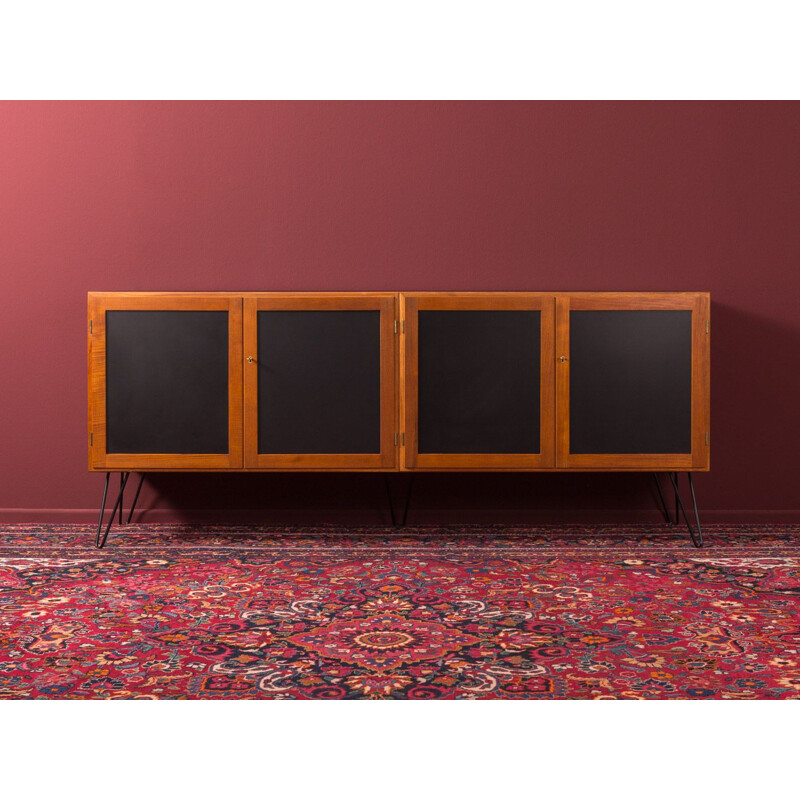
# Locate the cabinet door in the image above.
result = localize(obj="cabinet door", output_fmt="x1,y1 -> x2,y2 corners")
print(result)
556,293 -> 710,470
402,294 -> 555,469
244,294 -> 398,469
89,293 -> 243,469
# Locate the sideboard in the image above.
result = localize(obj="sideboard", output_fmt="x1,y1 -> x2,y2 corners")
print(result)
88,292 -> 710,547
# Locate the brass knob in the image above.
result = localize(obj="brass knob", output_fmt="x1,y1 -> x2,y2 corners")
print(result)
247,357 -> 255,363
559,356 -> 568,363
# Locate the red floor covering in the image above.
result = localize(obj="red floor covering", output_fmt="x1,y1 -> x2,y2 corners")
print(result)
1,524 -> 799,699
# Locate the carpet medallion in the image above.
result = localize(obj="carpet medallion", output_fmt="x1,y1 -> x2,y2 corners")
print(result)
1,525 -> 799,699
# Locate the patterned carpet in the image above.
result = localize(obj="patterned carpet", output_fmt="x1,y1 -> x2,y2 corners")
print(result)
1,524 -> 799,699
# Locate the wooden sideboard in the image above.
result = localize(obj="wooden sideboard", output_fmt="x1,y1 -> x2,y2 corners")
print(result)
88,292 -> 710,545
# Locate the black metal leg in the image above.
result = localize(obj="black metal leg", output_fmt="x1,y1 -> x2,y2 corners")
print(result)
126,473 -> 145,524
383,474 -> 414,527
95,472 -> 110,545
668,471 -> 703,548
401,474 -> 414,526
652,473 -> 673,524
383,474 -> 396,526
687,473 -> 703,546
96,472 -> 130,549
674,472 -> 680,527
119,472 -> 125,524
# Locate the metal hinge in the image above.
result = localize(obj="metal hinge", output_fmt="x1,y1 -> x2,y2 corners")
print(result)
90,432 -> 93,446
706,320 -> 709,334
402,320 -> 405,333
705,432 -> 709,446
394,320 -> 398,334
394,432 -> 398,446
89,320 -> 93,334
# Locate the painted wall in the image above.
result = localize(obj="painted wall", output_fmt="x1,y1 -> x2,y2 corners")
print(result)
1,101 -> 799,523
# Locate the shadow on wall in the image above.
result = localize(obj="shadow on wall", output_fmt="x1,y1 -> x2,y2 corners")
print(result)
135,470 -> 676,526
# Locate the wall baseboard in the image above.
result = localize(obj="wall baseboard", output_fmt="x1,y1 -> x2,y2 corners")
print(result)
2,508 -> 800,525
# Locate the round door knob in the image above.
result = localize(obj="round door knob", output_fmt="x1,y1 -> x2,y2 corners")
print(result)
247,357 -> 255,363
559,356 -> 568,362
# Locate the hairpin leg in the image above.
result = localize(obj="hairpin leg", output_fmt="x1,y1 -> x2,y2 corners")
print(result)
383,474 -> 415,527
668,471 -> 703,548
652,473 -> 673,524
383,474 -> 396,526
401,474 -> 414,526
118,472 -> 125,524
674,472 -> 680,529
126,473 -> 145,524
687,472 -> 703,545
95,471 -> 110,544
96,471 -> 130,548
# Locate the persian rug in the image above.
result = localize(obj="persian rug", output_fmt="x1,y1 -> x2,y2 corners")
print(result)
1,524 -> 799,699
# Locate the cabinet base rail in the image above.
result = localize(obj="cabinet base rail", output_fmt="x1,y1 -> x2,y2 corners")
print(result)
93,471 -> 703,549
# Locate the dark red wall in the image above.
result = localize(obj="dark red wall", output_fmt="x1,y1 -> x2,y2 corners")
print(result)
2,101 -> 799,523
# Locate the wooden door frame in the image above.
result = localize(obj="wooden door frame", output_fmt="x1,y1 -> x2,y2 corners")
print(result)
243,293 -> 398,470
88,292 -> 244,470
555,292 -> 710,470
401,292 -> 556,470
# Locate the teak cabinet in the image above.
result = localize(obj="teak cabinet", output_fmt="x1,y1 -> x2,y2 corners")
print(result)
88,292 -> 710,473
